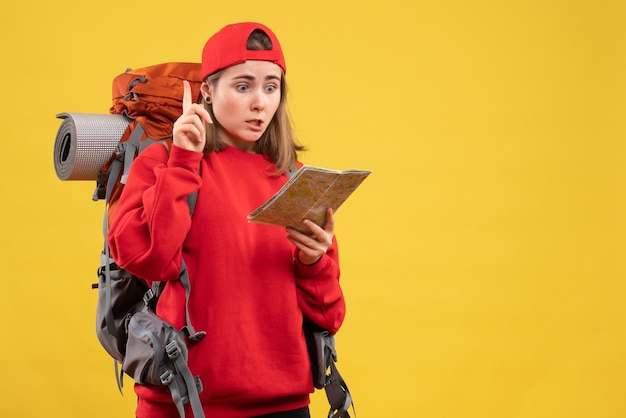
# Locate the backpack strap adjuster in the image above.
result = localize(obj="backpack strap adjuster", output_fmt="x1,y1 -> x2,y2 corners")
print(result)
143,288 -> 156,306
166,340 -> 182,360
160,369 -> 174,385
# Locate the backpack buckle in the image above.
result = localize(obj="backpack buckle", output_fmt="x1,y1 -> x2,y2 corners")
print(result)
143,288 -> 156,306
166,340 -> 181,360
115,142 -> 127,160
160,369 -> 174,385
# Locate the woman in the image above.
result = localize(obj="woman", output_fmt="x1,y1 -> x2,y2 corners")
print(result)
108,22 -> 346,418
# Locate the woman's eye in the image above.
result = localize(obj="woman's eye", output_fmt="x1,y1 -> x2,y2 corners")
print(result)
236,84 -> 248,92
265,84 -> 277,93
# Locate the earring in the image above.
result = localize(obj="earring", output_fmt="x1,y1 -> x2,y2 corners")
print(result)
204,96 -> 212,104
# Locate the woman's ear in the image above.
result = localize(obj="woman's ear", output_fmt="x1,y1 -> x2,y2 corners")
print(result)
200,82 -> 212,104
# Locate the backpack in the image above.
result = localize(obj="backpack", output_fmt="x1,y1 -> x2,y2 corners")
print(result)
55,62 -> 354,418
93,62 -> 207,418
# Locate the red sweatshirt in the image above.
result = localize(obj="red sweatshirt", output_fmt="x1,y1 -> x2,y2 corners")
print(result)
107,143 -> 346,418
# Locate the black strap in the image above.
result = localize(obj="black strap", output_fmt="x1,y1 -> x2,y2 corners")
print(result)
325,360 -> 355,418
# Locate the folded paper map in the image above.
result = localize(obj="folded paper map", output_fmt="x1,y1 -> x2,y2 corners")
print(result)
248,165 -> 372,234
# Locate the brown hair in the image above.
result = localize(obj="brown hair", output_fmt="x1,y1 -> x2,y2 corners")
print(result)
202,29 -> 305,174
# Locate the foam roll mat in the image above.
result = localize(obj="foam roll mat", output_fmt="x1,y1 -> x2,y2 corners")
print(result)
53,112 -> 130,181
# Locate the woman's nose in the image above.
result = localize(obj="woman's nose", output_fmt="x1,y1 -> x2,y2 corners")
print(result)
250,90 -> 266,111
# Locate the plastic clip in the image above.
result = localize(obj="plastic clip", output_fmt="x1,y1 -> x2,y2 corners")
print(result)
160,369 -> 174,385
166,340 -> 181,360
143,288 -> 155,306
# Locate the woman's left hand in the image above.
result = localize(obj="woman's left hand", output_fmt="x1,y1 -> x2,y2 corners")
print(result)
286,208 -> 335,265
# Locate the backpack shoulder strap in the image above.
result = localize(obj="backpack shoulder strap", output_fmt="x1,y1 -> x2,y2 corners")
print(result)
162,339 -> 204,418
312,330 -> 356,418
178,259 -> 205,341
325,355 -> 355,418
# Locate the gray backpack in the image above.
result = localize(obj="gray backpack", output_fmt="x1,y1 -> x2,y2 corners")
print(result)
94,129 -> 206,418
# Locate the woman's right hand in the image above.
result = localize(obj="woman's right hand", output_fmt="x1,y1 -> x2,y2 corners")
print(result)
173,80 -> 213,153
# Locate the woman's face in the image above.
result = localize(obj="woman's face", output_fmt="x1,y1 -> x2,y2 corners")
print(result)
209,60 -> 283,152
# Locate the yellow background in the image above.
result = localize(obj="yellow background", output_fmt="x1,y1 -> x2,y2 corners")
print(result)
1,1 -> 625,417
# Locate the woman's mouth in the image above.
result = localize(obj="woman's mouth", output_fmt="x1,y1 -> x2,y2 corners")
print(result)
247,119 -> 264,131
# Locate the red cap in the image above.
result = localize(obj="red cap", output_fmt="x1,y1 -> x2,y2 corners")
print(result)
201,22 -> 286,80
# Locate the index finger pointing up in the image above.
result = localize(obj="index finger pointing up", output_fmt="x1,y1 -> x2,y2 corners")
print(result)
182,80 -> 192,113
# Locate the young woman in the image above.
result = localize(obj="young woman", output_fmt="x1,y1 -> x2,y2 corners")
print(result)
107,22 -> 346,418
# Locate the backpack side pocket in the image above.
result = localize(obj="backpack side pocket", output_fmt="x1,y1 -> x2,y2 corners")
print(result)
124,310 -> 187,385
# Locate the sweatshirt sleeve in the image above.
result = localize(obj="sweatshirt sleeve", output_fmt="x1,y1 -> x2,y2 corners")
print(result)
294,237 -> 346,334
107,144 -> 203,282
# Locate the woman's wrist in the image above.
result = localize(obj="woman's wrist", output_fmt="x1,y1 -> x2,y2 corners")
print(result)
296,251 -> 322,266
